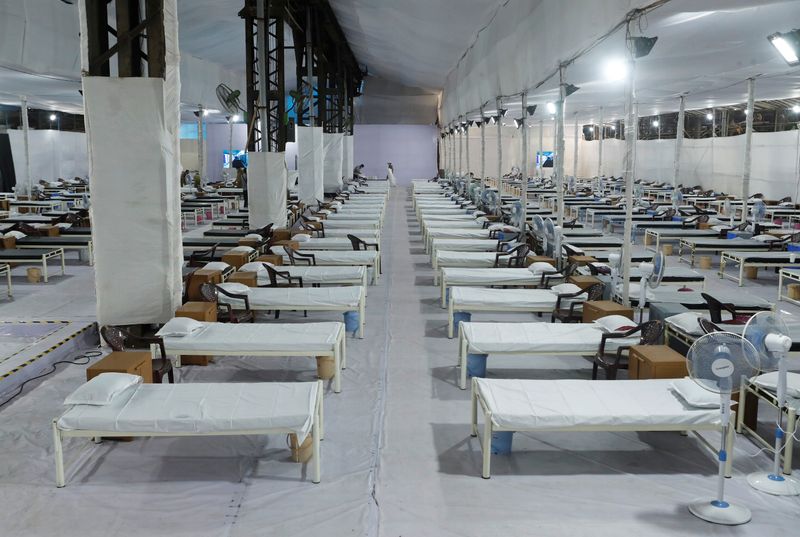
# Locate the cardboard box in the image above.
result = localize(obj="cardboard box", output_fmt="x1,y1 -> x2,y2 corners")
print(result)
582,300 -> 634,323
39,225 -> 61,237
272,228 -> 292,241
222,251 -> 249,269
697,222 -> 712,230
186,269 -> 222,301
175,301 -> 217,366
1,237 -> 16,249
567,255 -> 597,266
257,254 -> 283,266
228,271 -> 257,287
238,238 -> 261,249
273,240 -> 299,251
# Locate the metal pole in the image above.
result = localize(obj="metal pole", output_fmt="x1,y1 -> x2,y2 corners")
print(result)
521,92 -> 529,231
458,117 -> 463,176
229,118 -> 234,171
197,105 -> 205,180
20,96 -> 32,196
496,98 -> 503,187
306,6 -> 315,125
673,95 -> 685,188
742,77 -> 755,224
537,120 -> 543,178
555,65 -> 566,227
597,107 -> 604,179
465,121 -> 470,176
621,58 -> 637,306
480,106 -> 486,187
256,0 -> 268,151
572,112 -> 580,179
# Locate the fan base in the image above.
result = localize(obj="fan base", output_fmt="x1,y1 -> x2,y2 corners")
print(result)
688,500 -> 751,525
747,472 -> 800,496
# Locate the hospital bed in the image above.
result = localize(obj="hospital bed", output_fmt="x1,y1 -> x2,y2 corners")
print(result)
430,239 -> 503,258
719,250 -> 800,286
627,288 -> 773,310
2,215 -> 60,225
0,248 -> 66,281
562,237 -> 624,252
456,322 -> 639,389
470,378 -> 732,478
0,263 -> 10,297
432,250 -> 527,282
241,264 -> 368,288
52,379 -> 323,487
579,250 -> 653,264
678,237 -> 771,267
423,226 -> 488,250
217,285 -> 367,338
270,248 -> 381,284
312,219 -> 381,230
15,236 -> 93,264
162,321 -> 347,392
439,267 -> 542,307
643,228 -> 718,252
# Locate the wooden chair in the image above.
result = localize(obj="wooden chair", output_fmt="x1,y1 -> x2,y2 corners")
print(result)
187,244 -> 219,267
551,282 -> 604,323
494,243 -> 530,268
592,320 -> 664,380
347,234 -> 379,251
199,283 -> 255,323
99,325 -> 173,383
283,246 -> 316,265
701,292 -> 754,325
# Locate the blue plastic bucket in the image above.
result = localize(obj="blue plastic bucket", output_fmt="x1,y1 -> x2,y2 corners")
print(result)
491,431 -> 514,454
727,232 -> 738,239
672,216 -> 683,222
467,353 -> 488,378
452,311 -> 472,337
496,232 -> 505,241
787,244 -> 800,252
343,311 -> 360,334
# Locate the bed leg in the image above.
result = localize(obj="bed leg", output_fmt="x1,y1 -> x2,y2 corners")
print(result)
784,409 -> 796,475
317,381 -> 325,440
738,263 -> 744,287
441,282 -> 447,308
53,421 -> 65,488
359,297 -> 365,339
42,258 -> 49,283
312,416 -> 321,484
340,331 -> 347,370
482,412 -> 492,479
60,250 -> 65,275
333,347 -> 342,394
447,302 -> 454,339
459,337 -> 468,390
470,381 -> 478,437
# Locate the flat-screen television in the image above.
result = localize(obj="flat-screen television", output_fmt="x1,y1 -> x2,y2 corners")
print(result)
223,150 -> 248,168
537,151 -> 554,168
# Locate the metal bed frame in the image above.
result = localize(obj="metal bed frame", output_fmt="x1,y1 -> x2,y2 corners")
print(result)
719,251 -> 800,286
736,380 -> 796,475
0,248 -> 66,282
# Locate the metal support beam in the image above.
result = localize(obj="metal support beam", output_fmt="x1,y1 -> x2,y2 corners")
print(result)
673,95 -> 685,187
742,78 -> 755,222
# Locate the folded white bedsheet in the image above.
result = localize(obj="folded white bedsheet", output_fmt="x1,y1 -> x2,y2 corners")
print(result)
220,286 -> 363,309
163,321 -> 342,353
325,213 -> 380,220
255,266 -> 365,286
475,378 -> 721,430
59,382 -> 318,440
442,268 -> 539,286
451,287 -> 557,309
436,251 -> 499,268
461,322 -> 638,354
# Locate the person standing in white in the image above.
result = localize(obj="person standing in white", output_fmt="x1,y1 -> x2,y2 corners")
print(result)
387,162 -> 397,186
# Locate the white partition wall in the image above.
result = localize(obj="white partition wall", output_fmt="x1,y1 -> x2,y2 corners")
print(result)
297,126 -> 324,203
248,151 -> 288,229
323,132 -> 344,192
83,77 -> 183,326
343,134 -> 354,180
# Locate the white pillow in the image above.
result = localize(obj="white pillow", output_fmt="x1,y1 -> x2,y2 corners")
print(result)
6,230 -> 26,240
593,315 -> 637,333
244,233 -> 263,240
473,211 -> 487,217
550,283 -> 584,295
203,261 -> 230,272
229,246 -> 255,254
752,234 -> 778,242
528,261 -> 557,275
292,234 -> 312,242
670,378 -> 720,408
56,222 -> 72,229
239,261 -> 270,276
63,373 -> 142,406
156,317 -> 205,338
318,209 -> 332,214
218,282 -> 251,295
666,312 -> 705,336
752,371 -> 800,398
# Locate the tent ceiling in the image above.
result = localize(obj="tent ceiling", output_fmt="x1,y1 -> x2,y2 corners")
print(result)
450,0 -> 800,124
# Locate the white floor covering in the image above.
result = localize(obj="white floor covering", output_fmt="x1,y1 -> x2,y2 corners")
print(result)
0,187 -> 798,535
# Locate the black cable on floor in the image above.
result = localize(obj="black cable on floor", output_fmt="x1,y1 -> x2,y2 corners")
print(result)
0,349 -> 103,409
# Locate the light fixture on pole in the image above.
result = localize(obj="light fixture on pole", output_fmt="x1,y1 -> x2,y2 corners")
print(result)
768,29 -> 800,66
603,59 -> 627,81
792,104 -> 800,113
546,102 -> 556,114
652,120 -> 660,127
49,113 -> 57,121
513,118 -> 522,129
706,112 -> 714,121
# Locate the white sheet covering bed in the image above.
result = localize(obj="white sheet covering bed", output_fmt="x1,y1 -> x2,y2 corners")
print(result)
299,238 -> 363,250
220,286 -> 363,309
431,239 -> 499,253
58,382 -> 319,440
441,268 -> 539,286
474,378 -> 720,430
162,321 -> 342,353
270,248 -> 378,265
461,322 -> 637,354
251,266 -> 366,286
450,287 -> 558,309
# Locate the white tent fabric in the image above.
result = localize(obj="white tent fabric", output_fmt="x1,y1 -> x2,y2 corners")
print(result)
343,135 -> 355,181
7,130 -> 88,184
297,126 -> 324,203
248,151 -> 288,229
323,133 -> 344,192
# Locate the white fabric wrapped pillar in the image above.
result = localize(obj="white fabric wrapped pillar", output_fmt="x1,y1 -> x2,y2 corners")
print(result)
480,105 -> 486,187
197,106 -> 205,180
19,96 -> 32,196
520,92 -> 529,226
621,59 -> 637,306
342,134 -> 354,181
79,2 -> 182,326
742,78 -> 755,223
458,119 -> 463,176
555,70 -> 566,228
465,123 -> 470,175
572,113 -> 579,178
496,99 -> 503,183
322,132 -> 343,192
248,151 -> 287,229
297,126 -> 324,203
537,120 -> 543,178
597,107 -> 604,179
673,96 -> 685,187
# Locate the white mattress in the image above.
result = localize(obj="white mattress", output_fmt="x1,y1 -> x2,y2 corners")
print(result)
271,248 -> 378,265
58,382 -> 319,441
427,230 -> 490,240
461,322 -> 638,354
432,239 -> 499,252
441,268 -> 538,286
300,238 -> 359,250
475,378 -> 721,431
257,266 -> 365,285
319,220 -> 380,229
451,287 -> 557,309
325,213 -> 381,220
436,251 -> 498,268
163,321 -> 342,353
220,286 -> 363,309
313,229 -> 380,239
422,214 -> 477,221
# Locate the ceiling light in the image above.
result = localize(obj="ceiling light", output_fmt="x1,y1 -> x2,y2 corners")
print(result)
603,59 -> 627,81
499,108 -> 508,117
232,114 -> 241,122
610,125 -> 616,131
768,30 -> 800,66
652,120 -> 659,127
546,102 -> 556,114
744,109 -> 749,116
202,109 -> 210,116
489,116 -> 496,125
792,105 -> 800,113
49,113 -> 57,121
526,105 -> 538,116
706,112 -> 713,120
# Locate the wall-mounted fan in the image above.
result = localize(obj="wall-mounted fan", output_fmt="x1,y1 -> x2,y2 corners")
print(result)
543,217 -> 561,264
687,332 -> 760,526
742,312 -> 799,496
509,201 -> 525,230
482,189 -> 501,215
636,251 -> 665,320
